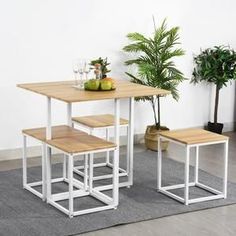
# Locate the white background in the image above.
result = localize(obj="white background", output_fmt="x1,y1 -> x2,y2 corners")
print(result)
0,0 -> 235,150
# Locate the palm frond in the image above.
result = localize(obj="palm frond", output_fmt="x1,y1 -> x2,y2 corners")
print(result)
123,18 -> 185,126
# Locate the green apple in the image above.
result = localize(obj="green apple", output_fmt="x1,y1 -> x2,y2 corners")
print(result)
100,80 -> 112,90
87,79 -> 100,90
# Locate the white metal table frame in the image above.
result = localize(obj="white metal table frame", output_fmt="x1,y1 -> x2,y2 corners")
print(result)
157,135 -> 229,205
45,96 -> 134,205
72,121 -> 130,182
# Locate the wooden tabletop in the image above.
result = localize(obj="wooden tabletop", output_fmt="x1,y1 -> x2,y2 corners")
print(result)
159,128 -> 229,145
17,80 -> 170,103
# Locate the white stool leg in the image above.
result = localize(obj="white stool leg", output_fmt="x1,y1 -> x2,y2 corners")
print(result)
63,154 -> 67,180
46,147 -> 52,202
84,154 -> 88,191
127,97 -> 134,186
68,154 -> 74,218
157,136 -> 162,190
194,146 -> 199,184
223,140 -> 229,198
105,128 -> 110,164
184,146 -> 190,205
22,135 -> 27,188
126,125 -> 130,175
89,153 -> 94,193
42,143 -> 47,201
113,98 -> 120,204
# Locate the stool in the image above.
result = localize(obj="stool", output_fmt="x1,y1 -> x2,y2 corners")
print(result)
22,125 -> 87,201
157,128 -> 229,205
72,114 -> 129,182
45,130 -> 118,218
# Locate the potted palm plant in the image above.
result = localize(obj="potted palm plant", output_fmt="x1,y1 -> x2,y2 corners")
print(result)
123,18 -> 185,151
192,46 -> 236,134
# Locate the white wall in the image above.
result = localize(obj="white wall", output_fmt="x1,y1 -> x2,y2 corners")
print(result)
0,0 -> 235,151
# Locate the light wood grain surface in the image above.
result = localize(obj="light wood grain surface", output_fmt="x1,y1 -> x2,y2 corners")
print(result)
17,80 -> 170,102
47,135 -> 116,154
22,125 -> 87,141
72,114 -> 128,128
160,128 -> 229,145
23,125 -> 116,154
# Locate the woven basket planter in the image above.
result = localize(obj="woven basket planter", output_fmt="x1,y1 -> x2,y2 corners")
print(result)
144,125 -> 169,151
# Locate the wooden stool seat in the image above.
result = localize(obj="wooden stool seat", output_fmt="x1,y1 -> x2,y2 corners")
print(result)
72,114 -> 128,128
23,125 -> 116,154
160,128 -> 228,145
22,125 -> 87,141
47,135 -> 116,154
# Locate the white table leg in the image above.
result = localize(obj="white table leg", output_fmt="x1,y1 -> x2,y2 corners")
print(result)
126,125 -> 130,174
67,103 -> 72,126
128,97 -> 134,186
45,97 -> 52,203
113,148 -> 119,207
23,135 -> 27,188
113,98 -> 120,206
223,140 -> 229,198
105,128 -> 110,164
63,103 -> 72,179
46,97 -> 52,140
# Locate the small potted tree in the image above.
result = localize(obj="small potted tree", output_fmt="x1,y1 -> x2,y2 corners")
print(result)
192,46 -> 236,134
123,18 -> 185,151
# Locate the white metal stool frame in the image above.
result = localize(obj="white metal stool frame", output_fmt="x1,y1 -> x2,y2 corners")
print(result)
22,134 -> 47,201
46,144 -> 118,218
72,121 -> 129,182
22,133 -> 83,201
157,135 -> 229,205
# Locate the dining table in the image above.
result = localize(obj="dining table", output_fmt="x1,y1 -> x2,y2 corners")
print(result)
18,79 -> 170,199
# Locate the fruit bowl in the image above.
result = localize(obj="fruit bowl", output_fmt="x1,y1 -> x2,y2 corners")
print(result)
84,87 -> 116,91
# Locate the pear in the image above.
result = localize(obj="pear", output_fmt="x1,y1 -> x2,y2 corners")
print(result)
100,78 -> 116,90
87,79 -> 100,90
100,80 -> 112,90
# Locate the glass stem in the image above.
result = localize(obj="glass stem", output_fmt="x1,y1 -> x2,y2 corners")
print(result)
74,73 -> 78,86
80,73 -> 83,88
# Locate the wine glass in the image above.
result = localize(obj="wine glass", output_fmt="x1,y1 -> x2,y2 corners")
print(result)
78,60 -> 85,88
84,60 -> 91,81
72,59 -> 80,86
